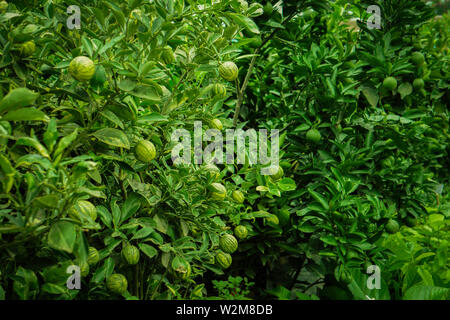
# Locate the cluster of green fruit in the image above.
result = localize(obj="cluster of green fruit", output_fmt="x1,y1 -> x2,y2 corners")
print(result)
381,52 -> 426,92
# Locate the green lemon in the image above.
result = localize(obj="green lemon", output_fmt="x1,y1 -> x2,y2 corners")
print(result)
69,56 -> 96,82
382,77 -> 397,90
306,128 -> 321,143
219,61 -> 238,82
385,219 -> 400,234
411,52 -> 425,66
405,216 -> 418,227
413,78 -> 425,90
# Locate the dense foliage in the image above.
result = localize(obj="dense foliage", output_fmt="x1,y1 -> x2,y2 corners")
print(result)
0,0 -> 448,300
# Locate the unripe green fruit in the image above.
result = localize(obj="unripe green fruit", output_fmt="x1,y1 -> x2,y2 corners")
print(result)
216,251 -> 232,269
0,1 -> 7,12
212,83 -> 227,99
210,118 -> 223,131
171,256 -> 191,280
87,247 -> 100,266
219,61 -> 238,81
69,200 -> 97,222
385,219 -> 400,234
411,52 -> 425,66
231,190 -> 245,204
234,225 -> 248,240
405,216 -> 418,227
382,77 -> 397,90
306,128 -> 321,143
134,140 -> 156,163
106,274 -> 128,294
203,163 -> 221,179
121,245 -> 140,265
219,234 -> 238,254
20,40 -> 36,57
340,269 -> 352,284
69,56 -> 95,82
80,261 -> 89,277
209,183 -> 226,200
268,165 -> 284,181
413,78 -> 425,90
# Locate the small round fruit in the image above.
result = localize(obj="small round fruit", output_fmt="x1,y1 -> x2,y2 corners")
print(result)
216,251 -> 232,269
382,77 -> 397,90
385,219 -> 400,234
203,163 -> 220,179
306,128 -> 321,143
209,183 -> 226,201
0,1 -> 7,12
171,256 -> 191,280
19,40 -> 36,57
134,140 -> 156,163
106,274 -> 128,294
87,247 -> 100,266
69,200 -> 97,222
231,190 -> 245,204
219,61 -> 238,81
80,261 -> 89,277
234,225 -> 248,240
161,46 -> 175,64
121,245 -> 140,265
211,83 -> 227,99
411,52 -> 425,66
68,56 -> 96,82
413,78 -> 425,90
210,118 -> 223,131
269,165 -> 284,181
340,269 -> 352,285
219,234 -> 238,254
405,216 -> 418,227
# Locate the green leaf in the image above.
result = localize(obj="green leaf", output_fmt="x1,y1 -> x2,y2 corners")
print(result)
277,178 -> 296,191
138,243 -> 158,259
118,79 -> 137,92
15,137 -> 50,158
120,193 -> 141,224
320,235 -> 338,246
398,82 -> 413,99
131,227 -> 154,240
92,258 -> 115,283
34,194 -> 60,209
137,112 -> 169,124
308,189 -> 329,211
403,285 -> 449,300
12,267 -> 39,300
361,86 -> 378,107
131,85 -> 161,102
0,88 -> 39,115
92,128 -> 130,149
47,221 -> 77,253
2,108 -> 48,121
227,13 -> 260,34
43,118 -> 58,152
53,129 -> 78,158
